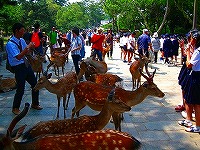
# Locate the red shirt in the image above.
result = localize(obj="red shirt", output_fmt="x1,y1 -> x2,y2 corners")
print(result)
91,34 -> 105,52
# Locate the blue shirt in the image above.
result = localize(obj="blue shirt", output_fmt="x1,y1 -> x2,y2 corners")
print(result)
137,34 -> 151,49
70,36 -> 82,56
6,36 -> 27,66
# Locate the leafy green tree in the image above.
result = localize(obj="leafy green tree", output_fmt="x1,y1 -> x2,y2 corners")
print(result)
0,5 -> 24,35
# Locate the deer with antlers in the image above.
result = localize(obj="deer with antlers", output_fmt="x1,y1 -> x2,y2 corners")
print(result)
0,103 -> 141,150
34,71 -> 79,118
129,53 -> 149,90
22,89 -> 131,140
72,63 -> 165,131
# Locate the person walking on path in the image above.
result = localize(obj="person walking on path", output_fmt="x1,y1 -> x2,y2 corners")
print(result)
31,22 -> 43,55
178,30 -> 200,133
163,34 -> 173,64
49,26 -> 58,54
106,29 -> 114,59
151,32 -> 160,63
70,27 -> 82,77
137,29 -> 152,58
91,27 -> 105,61
171,35 -> 179,65
127,32 -> 136,64
6,23 -> 43,115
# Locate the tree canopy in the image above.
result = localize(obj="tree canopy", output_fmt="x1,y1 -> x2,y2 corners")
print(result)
0,0 -> 199,35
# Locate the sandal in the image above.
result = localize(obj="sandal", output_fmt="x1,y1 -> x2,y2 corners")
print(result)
175,105 -> 185,112
178,120 -> 193,127
185,126 -> 200,133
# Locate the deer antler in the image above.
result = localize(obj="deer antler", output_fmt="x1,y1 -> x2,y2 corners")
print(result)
139,63 -> 156,83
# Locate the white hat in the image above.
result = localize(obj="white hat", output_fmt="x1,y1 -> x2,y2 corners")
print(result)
143,29 -> 149,32
153,32 -> 158,37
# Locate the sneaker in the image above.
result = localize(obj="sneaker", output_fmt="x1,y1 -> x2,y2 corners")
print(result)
185,126 -> 200,133
178,120 -> 193,127
175,105 -> 185,112
12,108 -> 20,115
181,111 -> 196,121
123,60 -> 127,63
31,104 -> 43,110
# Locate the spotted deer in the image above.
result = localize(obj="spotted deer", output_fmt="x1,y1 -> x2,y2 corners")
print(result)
0,103 -> 140,150
26,54 -> 45,79
72,64 -> 165,131
34,71 -> 79,118
46,47 -> 70,78
0,75 -> 16,92
129,53 -> 149,90
79,57 -> 108,80
22,89 -> 131,140
102,43 -> 110,61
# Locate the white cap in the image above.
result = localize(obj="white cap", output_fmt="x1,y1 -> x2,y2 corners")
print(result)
153,32 -> 158,37
143,29 -> 149,32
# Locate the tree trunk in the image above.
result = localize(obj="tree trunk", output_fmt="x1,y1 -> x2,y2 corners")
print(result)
157,0 -> 169,34
192,0 -> 197,29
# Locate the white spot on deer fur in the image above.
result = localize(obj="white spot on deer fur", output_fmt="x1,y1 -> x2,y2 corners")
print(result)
114,147 -> 119,150
118,140 -> 122,144
122,147 -> 126,150
106,133 -> 111,138
113,140 -> 117,145
86,134 -> 91,137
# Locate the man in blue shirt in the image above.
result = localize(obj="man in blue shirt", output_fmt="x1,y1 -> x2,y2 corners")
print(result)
137,29 -> 152,58
6,23 -> 43,115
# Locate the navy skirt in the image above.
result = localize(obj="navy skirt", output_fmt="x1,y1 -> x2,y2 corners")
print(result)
183,71 -> 200,105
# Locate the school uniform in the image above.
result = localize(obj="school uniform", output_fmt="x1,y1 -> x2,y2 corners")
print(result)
183,47 -> 200,104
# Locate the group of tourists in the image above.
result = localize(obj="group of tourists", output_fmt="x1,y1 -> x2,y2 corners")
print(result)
119,29 -> 181,66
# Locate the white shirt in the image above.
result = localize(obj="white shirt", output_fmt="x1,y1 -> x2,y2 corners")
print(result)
127,36 -> 135,49
190,47 -> 200,71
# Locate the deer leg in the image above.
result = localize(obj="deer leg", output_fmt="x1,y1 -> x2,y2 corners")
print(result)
132,77 -> 135,90
65,92 -> 71,110
71,102 -> 86,119
63,96 -> 66,119
62,66 -> 65,77
57,96 -> 61,119
112,112 -> 121,131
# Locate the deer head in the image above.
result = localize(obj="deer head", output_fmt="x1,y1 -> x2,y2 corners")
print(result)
34,73 -> 52,91
139,63 -> 165,98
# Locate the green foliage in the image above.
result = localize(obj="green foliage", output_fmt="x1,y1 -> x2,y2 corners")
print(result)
0,0 -> 199,37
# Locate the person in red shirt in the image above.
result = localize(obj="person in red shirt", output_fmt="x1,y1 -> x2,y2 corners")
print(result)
91,27 -> 105,61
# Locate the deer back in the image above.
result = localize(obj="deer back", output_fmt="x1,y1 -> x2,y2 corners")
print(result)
34,72 -> 77,96
23,89 -> 130,140
19,130 -> 141,150
0,76 -> 16,92
74,81 -> 113,111
88,73 -> 123,87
